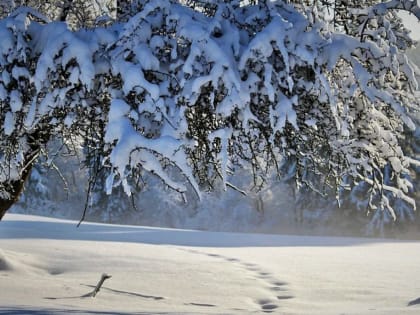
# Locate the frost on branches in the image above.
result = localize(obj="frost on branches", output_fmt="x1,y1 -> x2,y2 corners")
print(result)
0,0 -> 418,226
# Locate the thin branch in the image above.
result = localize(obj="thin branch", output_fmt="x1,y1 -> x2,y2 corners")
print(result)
77,174 -> 96,227
130,193 -> 139,212
226,182 -> 247,196
49,162 -> 70,200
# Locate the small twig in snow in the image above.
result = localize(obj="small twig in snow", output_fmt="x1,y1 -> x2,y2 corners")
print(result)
89,273 -> 112,298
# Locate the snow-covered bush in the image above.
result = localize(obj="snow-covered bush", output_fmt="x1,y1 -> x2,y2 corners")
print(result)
1,0 -> 419,229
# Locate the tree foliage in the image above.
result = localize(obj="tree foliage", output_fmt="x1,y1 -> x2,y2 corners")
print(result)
0,0 -> 419,224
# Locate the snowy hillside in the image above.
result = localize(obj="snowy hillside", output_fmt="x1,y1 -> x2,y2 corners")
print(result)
1,213 -> 420,315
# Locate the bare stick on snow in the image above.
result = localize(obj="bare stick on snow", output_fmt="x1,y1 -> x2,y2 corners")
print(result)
89,273 -> 112,297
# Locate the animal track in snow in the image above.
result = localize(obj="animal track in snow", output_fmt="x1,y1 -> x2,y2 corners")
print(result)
256,299 -> 279,313
186,302 -> 216,307
178,248 -> 293,313
277,295 -> 294,300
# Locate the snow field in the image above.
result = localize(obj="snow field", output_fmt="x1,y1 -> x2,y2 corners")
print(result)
1,214 -> 420,315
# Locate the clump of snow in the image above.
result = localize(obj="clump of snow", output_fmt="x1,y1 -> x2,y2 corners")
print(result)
3,111 -> 15,136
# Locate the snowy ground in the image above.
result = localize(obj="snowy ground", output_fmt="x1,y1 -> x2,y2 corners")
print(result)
1,214 -> 420,315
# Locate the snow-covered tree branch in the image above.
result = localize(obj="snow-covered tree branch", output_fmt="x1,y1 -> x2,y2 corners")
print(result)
0,0 -> 418,225
359,0 -> 420,20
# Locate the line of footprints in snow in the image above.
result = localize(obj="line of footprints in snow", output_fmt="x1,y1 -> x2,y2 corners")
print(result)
180,248 -> 294,313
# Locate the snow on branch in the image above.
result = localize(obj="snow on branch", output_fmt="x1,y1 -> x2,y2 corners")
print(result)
0,0 -> 418,222
378,0 -> 420,20
352,0 -> 420,21
9,6 -> 51,23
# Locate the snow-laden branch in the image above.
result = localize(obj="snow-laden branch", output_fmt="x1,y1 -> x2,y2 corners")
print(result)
353,0 -> 420,20
380,0 -> 420,20
9,6 -> 51,23
0,0 -> 418,223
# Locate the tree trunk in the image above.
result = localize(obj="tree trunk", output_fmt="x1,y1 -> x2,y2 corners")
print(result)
0,162 -> 34,220
0,130 -> 48,221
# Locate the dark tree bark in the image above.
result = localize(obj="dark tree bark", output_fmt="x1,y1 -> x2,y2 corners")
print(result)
0,159 -> 34,220
59,0 -> 72,22
0,130 -> 49,221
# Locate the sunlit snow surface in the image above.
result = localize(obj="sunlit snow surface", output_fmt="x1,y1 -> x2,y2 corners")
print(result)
1,214 -> 420,315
